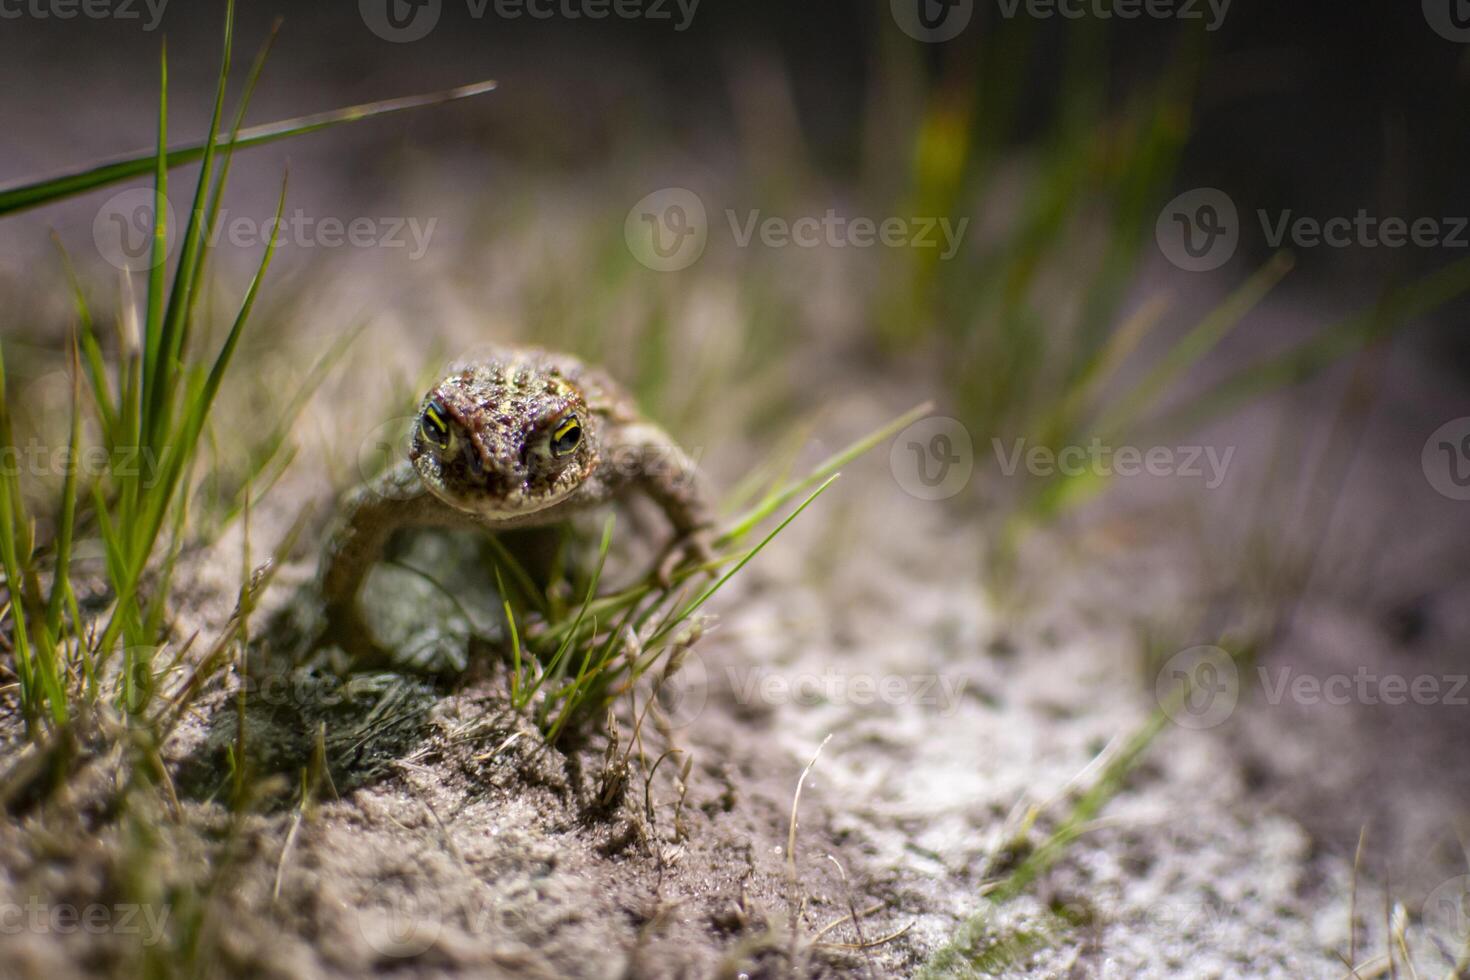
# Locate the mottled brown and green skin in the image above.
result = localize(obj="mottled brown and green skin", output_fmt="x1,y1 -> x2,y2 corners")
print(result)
320,347 -> 712,660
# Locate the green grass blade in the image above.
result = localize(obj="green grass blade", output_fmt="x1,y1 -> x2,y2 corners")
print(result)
1092,251 -> 1294,441
721,403 -> 930,544
0,528 -> 35,716
655,474 -> 838,648
0,80 -> 498,217
44,337 -> 83,640
544,601 -> 644,743
0,341 -> 37,720
215,321 -> 360,528
987,711 -> 1168,904
1033,293 -> 1172,450
916,712 -> 1169,978
1154,251 -> 1470,439
140,40 -> 170,462
52,235 -> 116,433
482,528 -> 549,617
494,567 -> 525,708
535,518 -> 614,706
138,172 -> 289,566
150,0 -> 236,443
188,16 -> 281,322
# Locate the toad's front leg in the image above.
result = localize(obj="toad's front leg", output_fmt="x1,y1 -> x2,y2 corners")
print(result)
603,420 -> 717,584
318,460 -> 478,663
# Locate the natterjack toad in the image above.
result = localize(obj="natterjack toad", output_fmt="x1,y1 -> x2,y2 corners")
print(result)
320,347 -> 713,659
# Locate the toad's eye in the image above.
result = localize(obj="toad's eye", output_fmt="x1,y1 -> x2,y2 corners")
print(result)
549,415 -> 582,457
421,401 -> 451,449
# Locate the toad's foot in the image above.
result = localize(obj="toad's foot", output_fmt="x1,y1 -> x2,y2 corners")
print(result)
654,525 -> 718,589
318,601 -> 395,670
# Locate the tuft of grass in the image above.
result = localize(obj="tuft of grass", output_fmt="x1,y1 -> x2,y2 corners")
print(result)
487,403 -> 931,745
0,1 -> 496,750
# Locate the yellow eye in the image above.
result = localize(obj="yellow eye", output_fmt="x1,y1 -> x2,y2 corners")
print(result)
421,401 -> 451,449
550,415 -> 581,457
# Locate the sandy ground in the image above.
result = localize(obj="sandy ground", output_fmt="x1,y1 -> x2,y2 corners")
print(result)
4,326 -> 1467,977
4,20 -> 1470,978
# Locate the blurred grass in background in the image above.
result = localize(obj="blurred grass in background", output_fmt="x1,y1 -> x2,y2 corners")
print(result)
0,6 -> 503,758
8,7 -> 1470,749
3,12 -> 1470,973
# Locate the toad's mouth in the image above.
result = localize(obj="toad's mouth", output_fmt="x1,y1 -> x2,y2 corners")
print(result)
419,468 -> 567,520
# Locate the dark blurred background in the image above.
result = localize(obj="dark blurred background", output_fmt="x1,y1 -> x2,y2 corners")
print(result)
4,0 -> 1469,362
3,0 -> 1470,940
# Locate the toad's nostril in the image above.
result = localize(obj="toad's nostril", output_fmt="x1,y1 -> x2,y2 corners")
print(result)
465,445 -> 486,478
